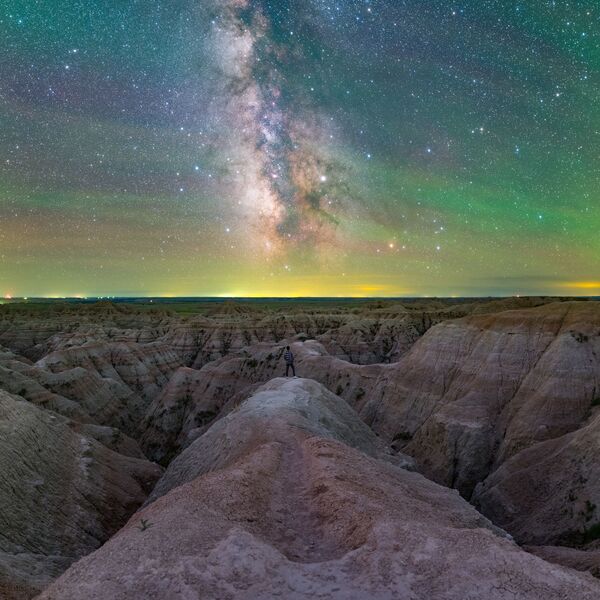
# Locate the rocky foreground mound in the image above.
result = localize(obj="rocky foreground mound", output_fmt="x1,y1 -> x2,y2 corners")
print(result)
38,379 -> 600,599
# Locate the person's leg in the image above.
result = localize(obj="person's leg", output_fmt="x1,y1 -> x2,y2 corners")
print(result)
286,363 -> 290,376
291,363 -> 296,376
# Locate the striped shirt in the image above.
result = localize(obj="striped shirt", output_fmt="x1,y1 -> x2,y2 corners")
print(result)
284,351 -> 294,364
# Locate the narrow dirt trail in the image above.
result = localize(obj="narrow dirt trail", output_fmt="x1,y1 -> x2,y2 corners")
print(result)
264,435 -> 343,563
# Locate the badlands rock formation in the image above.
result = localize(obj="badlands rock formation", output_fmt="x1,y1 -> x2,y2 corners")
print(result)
366,302 -> 600,541
139,340 -> 382,463
0,296 -> 559,367
141,301 -> 600,567
39,379 -> 600,600
0,391 -> 162,599
0,297 -> 598,598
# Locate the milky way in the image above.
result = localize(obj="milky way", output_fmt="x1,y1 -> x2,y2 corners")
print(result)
0,1 -> 598,297
200,0 -> 345,258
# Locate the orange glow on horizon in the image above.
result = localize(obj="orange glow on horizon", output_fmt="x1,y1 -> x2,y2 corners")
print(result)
561,281 -> 600,291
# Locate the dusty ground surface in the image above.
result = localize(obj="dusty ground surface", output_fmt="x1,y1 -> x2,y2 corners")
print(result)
0,297 -> 598,598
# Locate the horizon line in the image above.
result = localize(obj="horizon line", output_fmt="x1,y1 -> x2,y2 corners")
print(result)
3,295 -> 600,301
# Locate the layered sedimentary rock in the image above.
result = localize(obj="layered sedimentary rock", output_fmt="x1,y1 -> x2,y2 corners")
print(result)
365,301 -> 600,497
0,303 -> 170,360
0,392 -> 162,599
472,407 -> 600,547
39,379 -> 600,600
141,300 -> 600,560
141,300 -> 600,504
355,300 -> 600,562
1,297 -> 559,370
0,359 -> 144,436
1,297 -> 598,597
36,341 -> 181,404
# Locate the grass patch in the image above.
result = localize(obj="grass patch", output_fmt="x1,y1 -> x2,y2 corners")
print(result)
583,522 -> 600,544
137,518 -> 153,532
571,331 -> 589,343
195,409 -> 218,426
110,429 -> 122,446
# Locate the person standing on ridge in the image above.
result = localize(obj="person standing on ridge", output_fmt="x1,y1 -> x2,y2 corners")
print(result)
284,346 -> 296,377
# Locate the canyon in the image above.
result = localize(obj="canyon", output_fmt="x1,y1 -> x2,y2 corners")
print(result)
0,297 -> 599,598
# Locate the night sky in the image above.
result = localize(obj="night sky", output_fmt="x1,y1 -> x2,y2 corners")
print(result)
1,0 -> 598,297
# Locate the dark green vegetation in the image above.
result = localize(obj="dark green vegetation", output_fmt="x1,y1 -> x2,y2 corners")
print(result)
1,296 -> 596,317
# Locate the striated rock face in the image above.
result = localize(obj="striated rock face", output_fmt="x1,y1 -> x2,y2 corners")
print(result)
139,345 -> 288,463
365,302 -> 600,498
344,300 -> 600,557
472,409 -> 600,547
0,303 -> 170,361
141,300 -> 600,513
164,310 -> 422,368
0,392 -> 162,599
3,368 -> 143,435
3,298 -> 557,369
36,341 -> 181,404
0,342 -> 175,438
38,379 -> 600,600
138,300 -> 600,556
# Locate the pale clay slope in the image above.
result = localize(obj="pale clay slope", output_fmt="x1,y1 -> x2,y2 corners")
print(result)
472,407 -> 600,546
146,377 -> 414,504
38,378 -> 600,600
